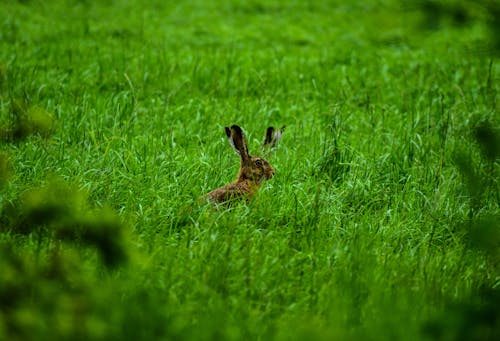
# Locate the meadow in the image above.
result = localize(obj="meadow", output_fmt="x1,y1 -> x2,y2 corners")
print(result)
0,0 -> 499,340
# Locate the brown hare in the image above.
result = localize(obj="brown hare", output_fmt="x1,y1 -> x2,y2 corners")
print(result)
205,125 -> 284,204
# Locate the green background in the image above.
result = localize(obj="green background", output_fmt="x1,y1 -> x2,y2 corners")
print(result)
1,1 -> 498,340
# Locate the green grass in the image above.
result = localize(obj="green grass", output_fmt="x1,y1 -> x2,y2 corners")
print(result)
1,0 -> 499,340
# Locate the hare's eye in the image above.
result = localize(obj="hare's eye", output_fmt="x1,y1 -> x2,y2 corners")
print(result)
255,159 -> 263,167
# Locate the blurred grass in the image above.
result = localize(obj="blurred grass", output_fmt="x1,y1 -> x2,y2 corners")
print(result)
0,0 -> 499,340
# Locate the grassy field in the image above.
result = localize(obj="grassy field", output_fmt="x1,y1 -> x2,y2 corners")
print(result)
1,0 -> 499,340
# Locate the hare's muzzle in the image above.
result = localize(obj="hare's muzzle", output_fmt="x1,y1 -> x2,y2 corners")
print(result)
268,166 -> 275,179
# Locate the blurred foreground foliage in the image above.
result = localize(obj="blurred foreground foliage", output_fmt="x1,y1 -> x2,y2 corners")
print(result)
423,288 -> 500,341
0,100 -> 55,142
455,120 -> 499,258
2,179 -> 128,268
423,120 -> 499,340
0,0 -> 498,340
0,107 -> 131,340
0,244 -> 109,341
413,0 -> 500,55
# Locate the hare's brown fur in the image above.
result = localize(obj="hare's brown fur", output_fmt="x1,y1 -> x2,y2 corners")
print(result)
205,125 -> 281,204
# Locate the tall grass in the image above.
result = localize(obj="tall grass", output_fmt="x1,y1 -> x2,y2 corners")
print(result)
1,0 -> 498,340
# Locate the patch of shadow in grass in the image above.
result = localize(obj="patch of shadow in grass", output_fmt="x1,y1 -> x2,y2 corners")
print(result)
313,116 -> 352,184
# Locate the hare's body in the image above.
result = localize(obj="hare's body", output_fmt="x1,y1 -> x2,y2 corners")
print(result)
206,180 -> 256,203
205,125 -> 283,204
206,155 -> 274,202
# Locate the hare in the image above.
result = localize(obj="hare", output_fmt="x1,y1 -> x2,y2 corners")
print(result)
205,125 -> 284,204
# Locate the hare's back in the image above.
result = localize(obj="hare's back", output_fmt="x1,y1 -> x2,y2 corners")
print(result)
206,182 -> 249,203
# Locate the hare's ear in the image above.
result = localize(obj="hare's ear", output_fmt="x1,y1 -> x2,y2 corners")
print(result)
263,127 -> 275,146
273,125 -> 285,145
263,125 -> 285,149
226,125 -> 249,159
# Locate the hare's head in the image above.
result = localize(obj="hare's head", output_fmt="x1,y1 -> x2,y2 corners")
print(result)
225,125 -> 280,184
243,155 -> 275,184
